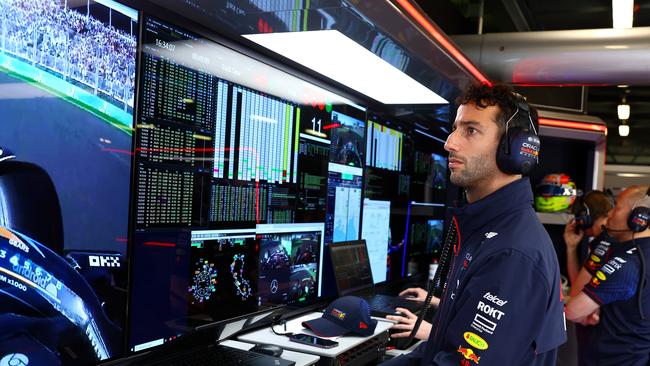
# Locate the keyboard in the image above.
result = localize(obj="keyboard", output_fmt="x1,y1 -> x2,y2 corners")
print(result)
152,344 -> 294,366
366,294 -> 398,311
364,294 -> 421,316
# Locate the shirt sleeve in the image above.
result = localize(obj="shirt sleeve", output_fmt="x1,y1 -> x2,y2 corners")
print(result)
583,255 -> 639,305
430,249 -> 566,366
583,238 -> 612,276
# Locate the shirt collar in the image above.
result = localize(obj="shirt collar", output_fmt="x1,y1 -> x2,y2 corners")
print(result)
452,177 -> 534,234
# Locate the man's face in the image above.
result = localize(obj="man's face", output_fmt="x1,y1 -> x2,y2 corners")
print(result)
444,103 -> 502,188
607,190 -> 634,240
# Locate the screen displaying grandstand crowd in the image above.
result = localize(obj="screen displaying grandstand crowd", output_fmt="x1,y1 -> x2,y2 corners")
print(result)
0,0 -> 137,365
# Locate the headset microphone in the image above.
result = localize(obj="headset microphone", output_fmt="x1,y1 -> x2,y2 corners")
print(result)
602,225 -> 633,233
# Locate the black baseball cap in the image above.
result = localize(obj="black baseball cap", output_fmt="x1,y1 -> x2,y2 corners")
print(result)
302,296 -> 378,337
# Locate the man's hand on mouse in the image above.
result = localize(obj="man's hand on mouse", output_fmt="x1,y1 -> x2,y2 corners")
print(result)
386,307 -> 431,340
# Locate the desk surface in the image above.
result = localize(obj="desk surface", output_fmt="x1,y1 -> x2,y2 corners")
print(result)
385,340 -> 425,358
238,312 -> 393,357
221,340 -> 320,366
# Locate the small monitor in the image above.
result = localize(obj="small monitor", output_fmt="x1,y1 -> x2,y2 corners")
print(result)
128,228 -> 261,352
431,153 -> 447,191
366,120 -> 404,172
329,240 -> 374,296
412,152 -> 448,203
188,229 -> 260,320
361,199 -> 391,284
295,106 -> 331,223
257,223 -> 325,305
326,163 -> 363,244
426,219 -> 444,254
329,110 -> 366,168
401,202 -> 446,277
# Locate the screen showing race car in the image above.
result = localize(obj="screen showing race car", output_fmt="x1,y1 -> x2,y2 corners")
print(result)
0,0 -> 138,364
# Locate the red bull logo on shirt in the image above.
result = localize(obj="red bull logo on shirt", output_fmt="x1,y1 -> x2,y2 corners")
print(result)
591,277 -> 601,287
457,346 -> 481,364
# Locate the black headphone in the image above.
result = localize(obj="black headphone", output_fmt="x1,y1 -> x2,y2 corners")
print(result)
496,93 -> 540,175
574,192 -> 594,230
628,187 -> 650,233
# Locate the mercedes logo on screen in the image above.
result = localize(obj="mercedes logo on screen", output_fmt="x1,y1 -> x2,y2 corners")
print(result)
270,279 -> 279,294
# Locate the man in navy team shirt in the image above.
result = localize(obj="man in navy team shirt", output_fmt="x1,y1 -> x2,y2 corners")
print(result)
566,185 -> 650,366
381,83 -> 566,366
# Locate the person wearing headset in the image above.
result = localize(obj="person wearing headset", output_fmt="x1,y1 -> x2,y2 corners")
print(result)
564,190 -> 614,286
566,185 -> 650,366
381,83 -> 566,366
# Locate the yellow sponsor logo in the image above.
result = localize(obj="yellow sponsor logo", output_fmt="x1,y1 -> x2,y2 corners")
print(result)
596,271 -> 606,281
590,255 -> 600,263
464,332 -> 488,350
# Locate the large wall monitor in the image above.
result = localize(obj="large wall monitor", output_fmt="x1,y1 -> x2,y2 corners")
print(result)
128,15 -> 355,352
0,0 -> 138,364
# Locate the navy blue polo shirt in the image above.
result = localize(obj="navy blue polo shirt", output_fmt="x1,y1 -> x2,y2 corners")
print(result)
381,178 -> 566,366
581,237 -> 650,366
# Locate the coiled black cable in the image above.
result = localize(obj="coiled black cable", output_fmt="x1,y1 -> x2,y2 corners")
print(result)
405,217 -> 458,344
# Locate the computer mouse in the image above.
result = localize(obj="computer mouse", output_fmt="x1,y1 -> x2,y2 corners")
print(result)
250,343 -> 284,357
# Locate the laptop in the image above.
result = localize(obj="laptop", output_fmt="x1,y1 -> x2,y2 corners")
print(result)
329,240 -> 421,317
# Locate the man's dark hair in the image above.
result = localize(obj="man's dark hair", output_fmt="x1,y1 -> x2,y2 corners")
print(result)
456,83 -> 539,136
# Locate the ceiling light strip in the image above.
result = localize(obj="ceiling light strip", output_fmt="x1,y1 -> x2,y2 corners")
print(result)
394,0 -> 491,85
539,118 -> 607,133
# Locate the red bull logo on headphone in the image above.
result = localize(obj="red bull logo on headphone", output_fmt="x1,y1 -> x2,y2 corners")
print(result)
632,216 -> 647,226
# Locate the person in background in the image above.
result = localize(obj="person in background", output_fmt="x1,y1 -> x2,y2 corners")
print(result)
564,190 -> 614,285
566,185 -> 650,366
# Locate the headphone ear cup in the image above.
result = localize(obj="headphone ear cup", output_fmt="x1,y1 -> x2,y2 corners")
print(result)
581,212 -> 594,229
576,211 -> 593,230
574,195 -> 593,229
628,206 -> 650,233
496,128 -> 540,175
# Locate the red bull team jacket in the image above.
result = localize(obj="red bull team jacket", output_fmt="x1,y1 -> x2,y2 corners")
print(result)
382,178 -> 567,366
